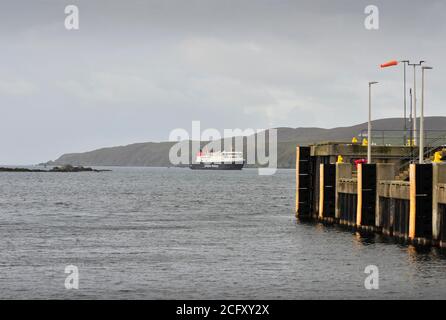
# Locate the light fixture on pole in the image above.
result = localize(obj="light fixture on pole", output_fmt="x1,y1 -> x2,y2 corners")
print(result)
419,66 -> 433,164
368,81 -> 379,164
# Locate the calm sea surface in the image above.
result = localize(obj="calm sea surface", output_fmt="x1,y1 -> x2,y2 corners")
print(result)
1,167 -> 446,299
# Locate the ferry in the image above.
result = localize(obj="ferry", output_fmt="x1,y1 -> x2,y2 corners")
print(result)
190,150 -> 245,170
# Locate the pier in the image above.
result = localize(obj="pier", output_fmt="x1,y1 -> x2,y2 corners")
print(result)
295,141 -> 446,248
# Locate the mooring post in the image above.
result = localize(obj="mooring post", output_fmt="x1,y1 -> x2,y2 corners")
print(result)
409,164 -> 417,240
409,163 -> 433,243
319,164 -> 324,219
356,163 -> 377,230
356,164 -> 363,227
295,146 -> 312,219
295,146 -> 299,217
318,163 -> 336,221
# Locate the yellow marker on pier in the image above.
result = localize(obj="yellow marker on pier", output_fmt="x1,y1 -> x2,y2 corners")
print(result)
337,155 -> 343,163
362,138 -> 368,146
433,151 -> 443,163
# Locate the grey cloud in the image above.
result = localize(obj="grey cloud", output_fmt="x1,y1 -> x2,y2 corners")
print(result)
0,0 -> 445,164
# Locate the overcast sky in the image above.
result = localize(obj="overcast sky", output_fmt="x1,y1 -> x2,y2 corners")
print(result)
1,0 -> 445,164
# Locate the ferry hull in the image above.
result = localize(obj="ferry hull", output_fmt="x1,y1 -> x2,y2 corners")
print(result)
189,162 -> 244,170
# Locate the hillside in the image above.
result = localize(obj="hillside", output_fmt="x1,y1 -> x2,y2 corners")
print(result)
48,117 -> 446,168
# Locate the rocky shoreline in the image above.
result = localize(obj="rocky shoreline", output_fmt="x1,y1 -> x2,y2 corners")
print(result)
0,165 -> 111,173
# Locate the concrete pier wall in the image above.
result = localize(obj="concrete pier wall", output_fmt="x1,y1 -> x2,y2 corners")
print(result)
377,180 -> 410,237
295,142 -> 446,247
335,163 -> 352,220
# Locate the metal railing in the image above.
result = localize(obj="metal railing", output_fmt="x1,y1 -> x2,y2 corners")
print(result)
359,129 -> 446,147
398,131 -> 446,171
356,129 -> 446,172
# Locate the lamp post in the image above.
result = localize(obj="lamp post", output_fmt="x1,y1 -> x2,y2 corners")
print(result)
380,60 -> 413,145
401,60 -> 409,143
368,81 -> 378,164
419,66 -> 433,164
408,60 -> 425,146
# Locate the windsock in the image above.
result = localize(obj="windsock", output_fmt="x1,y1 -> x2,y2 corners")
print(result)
380,60 -> 398,68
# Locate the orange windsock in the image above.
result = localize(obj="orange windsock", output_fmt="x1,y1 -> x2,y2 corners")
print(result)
380,60 -> 398,68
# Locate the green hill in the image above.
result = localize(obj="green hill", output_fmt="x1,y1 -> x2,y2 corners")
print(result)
48,117 -> 446,168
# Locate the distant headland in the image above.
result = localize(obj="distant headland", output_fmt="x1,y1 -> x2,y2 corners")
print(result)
44,117 -> 446,169
0,165 -> 110,173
